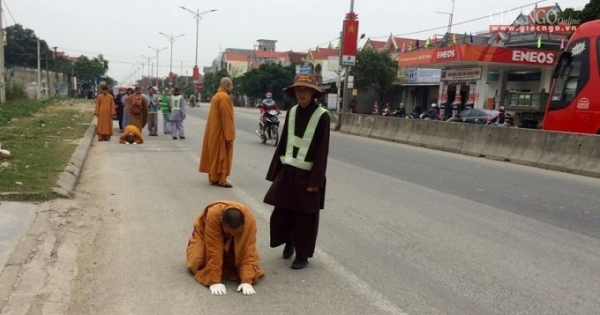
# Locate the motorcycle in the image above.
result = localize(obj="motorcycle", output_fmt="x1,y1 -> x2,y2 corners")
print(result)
256,109 -> 280,146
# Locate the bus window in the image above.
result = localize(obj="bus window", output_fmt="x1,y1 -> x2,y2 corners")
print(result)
549,38 -> 590,111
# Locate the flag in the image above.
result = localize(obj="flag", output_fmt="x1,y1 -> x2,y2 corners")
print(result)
452,33 -> 457,44
425,37 -> 430,47
408,42 -> 413,51
342,19 -> 360,61
560,37 -> 565,49
416,39 -> 420,49
401,42 -> 406,53
462,32 -> 467,44
537,36 -> 542,48
470,32 -> 474,43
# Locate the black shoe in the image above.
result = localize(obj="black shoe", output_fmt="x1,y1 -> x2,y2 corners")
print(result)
291,257 -> 308,270
282,241 -> 294,259
172,137 -> 177,140
179,136 -> 185,139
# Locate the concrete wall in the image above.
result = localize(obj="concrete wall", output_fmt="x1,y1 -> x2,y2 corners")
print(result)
337,113 -> 600,178
5,66 -> 69,98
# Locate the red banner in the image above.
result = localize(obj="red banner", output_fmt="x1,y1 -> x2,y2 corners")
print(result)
342,19 -> 359,65
192,66 -> 200,83
168,72 -> 174,85
398,44 -> 559,68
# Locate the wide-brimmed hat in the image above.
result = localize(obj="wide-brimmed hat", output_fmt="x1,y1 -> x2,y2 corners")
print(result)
283,74 -> 324,99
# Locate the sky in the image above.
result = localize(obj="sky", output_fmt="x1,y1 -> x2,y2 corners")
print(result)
4,0 -> 589,85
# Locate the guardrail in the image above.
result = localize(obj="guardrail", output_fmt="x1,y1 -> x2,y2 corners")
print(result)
334,113 -> 600,178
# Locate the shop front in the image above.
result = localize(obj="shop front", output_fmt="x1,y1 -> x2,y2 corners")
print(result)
398,44 -> 559,117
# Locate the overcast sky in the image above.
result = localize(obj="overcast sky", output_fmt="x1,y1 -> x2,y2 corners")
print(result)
5,0 -> 588,84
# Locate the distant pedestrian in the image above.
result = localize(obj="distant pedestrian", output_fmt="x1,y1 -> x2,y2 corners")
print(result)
94,85 -> 116,141
199,77 -> 235,188
263,74 -> 331,270
115,87 -> 126,131
124,86 -> 149,131
145,86 -> 160,136
160,88 -> 172,134
168,87 -> 186,140
122,88 -> 134,130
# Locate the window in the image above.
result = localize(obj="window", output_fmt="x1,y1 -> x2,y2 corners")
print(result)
549,38 -> 590,111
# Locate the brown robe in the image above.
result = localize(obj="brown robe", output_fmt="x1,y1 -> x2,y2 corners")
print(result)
199,88 -> 235,183
263,102 -> 330,258
124,93 -> 149,131
94,93 -> 116,137
186,200 -> 265,286
118,125 -> 144,144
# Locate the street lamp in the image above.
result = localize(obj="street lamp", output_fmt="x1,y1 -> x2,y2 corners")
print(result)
180,7 -> 217,82
158,32 -> 185,86
148,46 -> 168,87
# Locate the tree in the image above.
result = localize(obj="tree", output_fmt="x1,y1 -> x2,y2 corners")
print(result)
5,24 -> 50,68
202,69 -> 229,96
238,63 -> 295,102
561,0 -> 600,25
73,55 -> 108,82
352,49 -> 398,101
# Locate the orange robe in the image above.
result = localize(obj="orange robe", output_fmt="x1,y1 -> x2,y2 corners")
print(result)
199,88 -> 235,183
125,94 -> 149,131
94,93 -> 116,138
186,200 -> 265,286
119,125 -> 144,144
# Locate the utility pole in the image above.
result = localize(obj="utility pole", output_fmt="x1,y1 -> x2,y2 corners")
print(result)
148,46 -> 168,87
45,47 -> 50,97
179,7 -> 217,83
141,55 -> 152,87
137,61 -> 145,87
53,47 -> 59,97
37,39 -> 41,99
180,60 -> 183,86
339,0 -> 355,131
158,32 -> 185,86
436,0 -> 456,39
0,0 -> 5,103
336,31 -> 343,113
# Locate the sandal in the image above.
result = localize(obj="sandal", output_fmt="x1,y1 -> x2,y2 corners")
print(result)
217,182 -> 233,188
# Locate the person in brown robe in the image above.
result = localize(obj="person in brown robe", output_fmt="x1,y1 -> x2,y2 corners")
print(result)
199,77 -> 235,188
124,86 -> 149,132
263,74 -> 330,270
186,200 -> 265,295
94,85 -> 116,141
118,125 -> 144,144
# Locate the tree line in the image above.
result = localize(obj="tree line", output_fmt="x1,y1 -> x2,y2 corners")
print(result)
5,24 -> 115,88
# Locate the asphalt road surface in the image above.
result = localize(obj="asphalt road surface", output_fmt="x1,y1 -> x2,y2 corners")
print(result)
67,103 -> 600,315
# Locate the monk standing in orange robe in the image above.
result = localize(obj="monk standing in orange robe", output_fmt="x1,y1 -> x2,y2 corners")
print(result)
199,77 -> 235,188
94,85 -> 116,141
124,86 -> 149,132
186,200 -> 265,295
118,125 -> 144,144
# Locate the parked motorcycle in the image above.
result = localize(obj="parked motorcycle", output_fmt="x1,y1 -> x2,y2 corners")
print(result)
256,109 -> 280,146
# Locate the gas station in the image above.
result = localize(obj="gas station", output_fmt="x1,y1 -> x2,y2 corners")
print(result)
398,44 -> 559,122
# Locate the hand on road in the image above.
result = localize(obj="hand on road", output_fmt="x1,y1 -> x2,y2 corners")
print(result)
307,187 -> 319,192
237,283 -> 256,295
209,283 -> 227,295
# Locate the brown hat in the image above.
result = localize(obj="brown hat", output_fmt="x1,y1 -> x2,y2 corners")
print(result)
283,74 -> 324,99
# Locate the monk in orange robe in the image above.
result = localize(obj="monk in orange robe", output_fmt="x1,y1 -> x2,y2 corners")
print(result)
118,125 -> 144,144
94,85 -> 116,141
186,200 -> 265,295
124,86 -> 149,132
199,77 -> 235,188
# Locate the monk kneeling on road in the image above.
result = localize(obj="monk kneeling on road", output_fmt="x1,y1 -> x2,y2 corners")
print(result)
186,200 -> 265,295
118,125 -> 144,144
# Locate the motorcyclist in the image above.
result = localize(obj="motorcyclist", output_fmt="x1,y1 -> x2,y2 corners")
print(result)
420,103 -> 440,120
258,92 -> 280,136
487,106 -> 507,126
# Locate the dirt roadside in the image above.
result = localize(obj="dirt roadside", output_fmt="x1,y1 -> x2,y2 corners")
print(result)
0,139 -> 117,315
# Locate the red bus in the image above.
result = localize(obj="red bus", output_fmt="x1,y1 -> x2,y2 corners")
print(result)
542,19 -> 600,135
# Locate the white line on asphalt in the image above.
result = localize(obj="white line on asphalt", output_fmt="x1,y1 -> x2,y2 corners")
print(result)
182,145 -> 408,315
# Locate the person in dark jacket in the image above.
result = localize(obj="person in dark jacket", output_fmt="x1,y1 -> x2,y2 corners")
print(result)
114,87 -> 126,131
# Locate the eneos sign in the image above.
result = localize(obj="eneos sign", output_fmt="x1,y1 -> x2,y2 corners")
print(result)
437,49 -> 456,59
511,50 -> 556,65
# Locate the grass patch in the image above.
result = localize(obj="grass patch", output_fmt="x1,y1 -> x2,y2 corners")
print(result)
0,97 -> 76,126
0,102 -> 94,201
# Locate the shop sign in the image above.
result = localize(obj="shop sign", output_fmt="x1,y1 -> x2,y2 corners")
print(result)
407,68 -> 441,84
441,67 -> 482,81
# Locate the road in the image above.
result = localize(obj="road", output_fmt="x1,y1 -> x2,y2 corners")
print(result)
67,103 -> 600,315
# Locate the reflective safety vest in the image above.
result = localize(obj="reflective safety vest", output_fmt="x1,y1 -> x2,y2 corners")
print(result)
170,95 -> 182,110
280,105 -> 329,171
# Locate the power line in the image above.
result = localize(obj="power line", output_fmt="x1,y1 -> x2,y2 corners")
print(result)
2,0 -> 16,25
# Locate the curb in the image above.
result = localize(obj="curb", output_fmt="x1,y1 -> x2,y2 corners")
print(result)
53,116 -> 97,196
